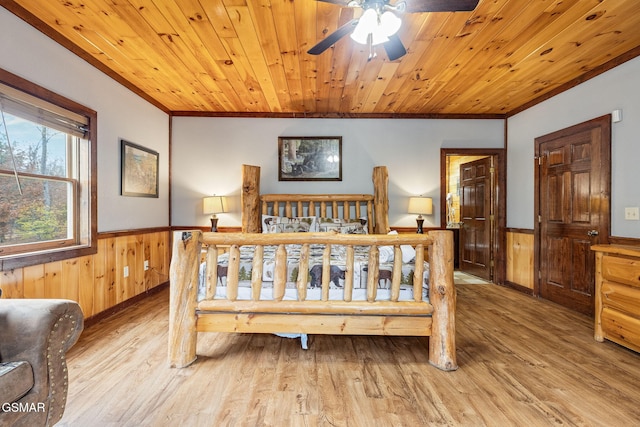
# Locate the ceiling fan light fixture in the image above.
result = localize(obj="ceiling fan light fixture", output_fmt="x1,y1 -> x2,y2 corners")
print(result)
370,31 -> 390,46
350,9 -> 401,46
350,8 -> 377,45
371,11 -> 401,45
380,11 -> 402,37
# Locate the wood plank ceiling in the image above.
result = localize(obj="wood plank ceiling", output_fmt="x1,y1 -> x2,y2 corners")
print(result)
4,0 -> 640,117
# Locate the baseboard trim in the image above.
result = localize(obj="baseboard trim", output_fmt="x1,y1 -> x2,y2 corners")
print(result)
500,280 -> 534,295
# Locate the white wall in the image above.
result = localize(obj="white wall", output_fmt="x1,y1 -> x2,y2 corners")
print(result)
0,8 -> 170,232
171,117 -> 504,228
507,55 -> 640,238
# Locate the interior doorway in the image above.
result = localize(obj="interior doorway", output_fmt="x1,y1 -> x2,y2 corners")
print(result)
534,115 -> 611,316
441,149 -> 506,285
459,156 -> 493,281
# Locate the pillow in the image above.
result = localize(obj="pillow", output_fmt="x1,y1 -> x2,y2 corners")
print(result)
318,217 -> 368,234
385,230 -> 416,263
262,215 -> 319,233
379,245 -> 394,263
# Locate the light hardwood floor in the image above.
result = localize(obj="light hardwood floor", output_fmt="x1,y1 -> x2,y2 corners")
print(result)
58,279 -> 640,426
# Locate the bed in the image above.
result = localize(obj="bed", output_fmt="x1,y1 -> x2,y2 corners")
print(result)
168,165 -> 457,371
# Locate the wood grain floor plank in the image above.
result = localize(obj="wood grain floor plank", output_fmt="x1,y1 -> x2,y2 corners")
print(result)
57,280 -> 640,426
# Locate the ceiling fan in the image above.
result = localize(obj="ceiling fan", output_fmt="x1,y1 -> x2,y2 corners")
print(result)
307,0 -> 480,61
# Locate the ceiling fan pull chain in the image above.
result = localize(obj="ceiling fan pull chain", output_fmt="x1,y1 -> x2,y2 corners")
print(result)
368,36 -> 376,61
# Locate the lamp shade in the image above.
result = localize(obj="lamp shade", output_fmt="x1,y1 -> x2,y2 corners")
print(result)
203,196 -> 226,215
408,197 -> 433,215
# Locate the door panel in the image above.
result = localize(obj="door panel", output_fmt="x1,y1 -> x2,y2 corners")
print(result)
573,172 -> 591,222
459,157 -> 492,280
536,116 -> 611,316
546,236 -> 566,285
571,239 -> 593,295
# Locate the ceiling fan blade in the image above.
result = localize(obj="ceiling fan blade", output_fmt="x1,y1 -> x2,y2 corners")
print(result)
383,34 -> 407,61
400,0 -> 479,13
307,19 -> 359,55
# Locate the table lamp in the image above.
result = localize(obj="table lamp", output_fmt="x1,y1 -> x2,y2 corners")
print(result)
408,196 -> 433,234
203,196 -> 226,232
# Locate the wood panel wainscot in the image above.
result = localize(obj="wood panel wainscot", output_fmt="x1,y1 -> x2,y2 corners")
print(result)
592,244 -> 640,352
0,230 -> 171,320
506,229 -> 534,290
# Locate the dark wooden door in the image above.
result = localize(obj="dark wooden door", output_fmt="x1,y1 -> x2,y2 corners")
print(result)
459,157 -> 492,280
536,116 -> 611,316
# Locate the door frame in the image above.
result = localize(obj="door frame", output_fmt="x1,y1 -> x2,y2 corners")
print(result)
533,115 -> 612,298
440,148 -> 506,285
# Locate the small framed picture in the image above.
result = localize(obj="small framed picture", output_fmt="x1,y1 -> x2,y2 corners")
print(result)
278,136 -> 342,181
121,139 -> 159,197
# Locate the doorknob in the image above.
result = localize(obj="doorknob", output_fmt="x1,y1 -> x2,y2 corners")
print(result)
587,230 -> 599,237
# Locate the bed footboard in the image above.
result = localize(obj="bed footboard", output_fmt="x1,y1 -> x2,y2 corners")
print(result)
168,230 -> 456,371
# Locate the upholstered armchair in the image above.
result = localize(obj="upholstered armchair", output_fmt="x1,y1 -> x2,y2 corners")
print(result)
0,299 -> 84,427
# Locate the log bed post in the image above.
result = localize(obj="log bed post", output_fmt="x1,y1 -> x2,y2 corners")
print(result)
242,164 -> 261,232
427,230 -> 458,371
168,230 -> 202,368
372,166 -> 390,234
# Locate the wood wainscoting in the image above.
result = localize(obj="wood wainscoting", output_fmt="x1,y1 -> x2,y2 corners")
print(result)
505,231 -> 640,299
0,228 -> 171,321
506,228 -> 535,292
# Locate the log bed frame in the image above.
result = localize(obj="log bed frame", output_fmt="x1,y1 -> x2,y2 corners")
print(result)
168,165 -> 457,371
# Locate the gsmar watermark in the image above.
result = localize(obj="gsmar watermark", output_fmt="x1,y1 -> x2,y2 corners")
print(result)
2,402 -> 46,412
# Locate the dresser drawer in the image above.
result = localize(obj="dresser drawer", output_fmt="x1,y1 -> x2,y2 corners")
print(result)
602,254 -> 640,289
601,307 -> 640,353
601,281 -> 640,318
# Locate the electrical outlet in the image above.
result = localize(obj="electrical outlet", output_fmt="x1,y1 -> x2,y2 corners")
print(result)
144,260 -> 149,271
625,207 -> 640,221
123,266 -> 129,277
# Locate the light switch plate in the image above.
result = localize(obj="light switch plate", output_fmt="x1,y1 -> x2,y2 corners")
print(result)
625,207 -> 639,220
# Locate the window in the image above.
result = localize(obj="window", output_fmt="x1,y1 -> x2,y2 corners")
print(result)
0,69 -> 96,270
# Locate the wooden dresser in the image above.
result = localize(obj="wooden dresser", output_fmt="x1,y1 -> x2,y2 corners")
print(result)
591,244 -> 640,352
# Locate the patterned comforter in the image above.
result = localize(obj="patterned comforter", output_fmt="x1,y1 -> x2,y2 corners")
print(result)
198,243 -> 429,302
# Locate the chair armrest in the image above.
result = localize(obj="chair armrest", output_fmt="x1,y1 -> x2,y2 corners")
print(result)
0,299 -> 83,425
0,299 -> 83,363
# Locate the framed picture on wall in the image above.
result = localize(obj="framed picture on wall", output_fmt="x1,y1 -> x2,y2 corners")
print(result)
278,136 -> 342,181
120,139 -> 159,197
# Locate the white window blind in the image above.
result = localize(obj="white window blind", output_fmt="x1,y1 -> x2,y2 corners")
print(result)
0,82 -> 88,138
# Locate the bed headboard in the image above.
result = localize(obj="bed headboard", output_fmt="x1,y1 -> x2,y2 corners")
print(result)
241,165 -> 390,234
260,194 -> 376,233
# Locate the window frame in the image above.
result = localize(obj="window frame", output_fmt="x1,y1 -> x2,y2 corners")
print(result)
0,170 -> 79,255
0,68 -> 97,271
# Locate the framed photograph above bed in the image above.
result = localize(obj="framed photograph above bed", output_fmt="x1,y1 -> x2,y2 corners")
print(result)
120,139 -> 159,197
278,136 -> 342,181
